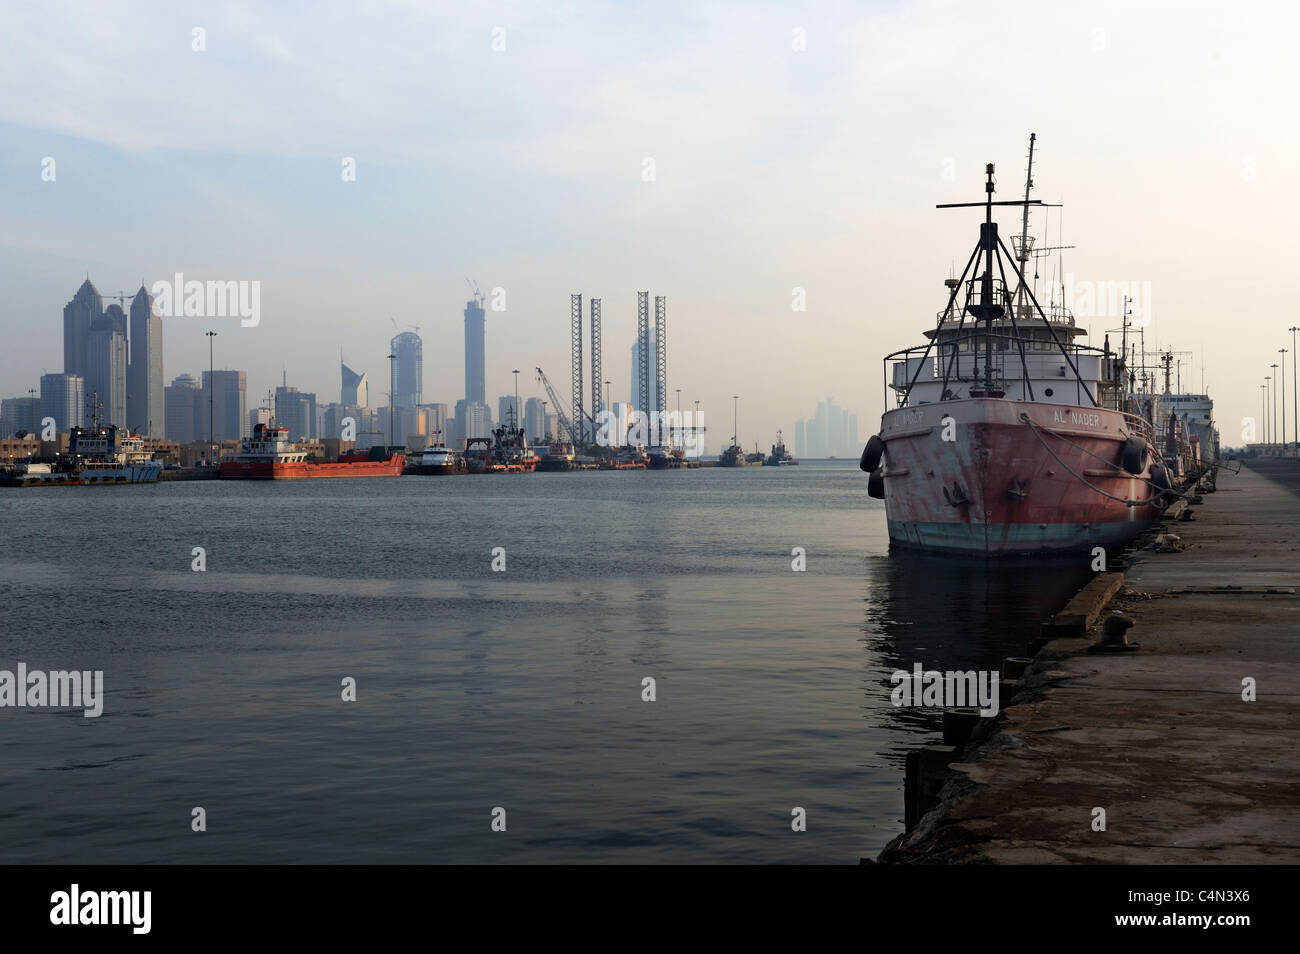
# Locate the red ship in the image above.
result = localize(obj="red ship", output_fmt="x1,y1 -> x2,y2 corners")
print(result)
860,137 -> 1172,555
219,423 -> 405,479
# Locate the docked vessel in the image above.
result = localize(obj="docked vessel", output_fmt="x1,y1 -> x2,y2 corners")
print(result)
2,423 -> 162,486
718,443 -> 753,467
411,440 -> 466,475
465,420 -> 539,473
220,423 -> 405,479
762,431 -> 798,466
862,139 -> 1168,555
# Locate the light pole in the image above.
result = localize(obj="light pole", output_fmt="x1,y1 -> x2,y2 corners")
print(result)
1261,383 -> 1268,448
1270,364 -> 1279,446
205,330 -> 217,465
387,352 -> 396,448
732,395 -> 739,449
1281,350 -> 1289,453
1291,326 -> 1299,449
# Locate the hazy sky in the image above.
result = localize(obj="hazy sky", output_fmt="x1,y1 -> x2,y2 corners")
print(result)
2,0 -> 1296,448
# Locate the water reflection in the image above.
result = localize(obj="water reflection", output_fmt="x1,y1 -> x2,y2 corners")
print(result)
863,549 -> 1093,741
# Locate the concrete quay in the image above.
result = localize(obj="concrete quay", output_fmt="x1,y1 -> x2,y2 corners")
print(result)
876,461 -> 1300,863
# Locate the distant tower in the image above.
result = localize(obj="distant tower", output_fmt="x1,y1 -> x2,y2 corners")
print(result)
127,285 -> 164,438
390,331 -> 422,409
464,295 -> 486,406
87,305 -> 128,427
63,278 -> 103,379
341,361 -> 368,406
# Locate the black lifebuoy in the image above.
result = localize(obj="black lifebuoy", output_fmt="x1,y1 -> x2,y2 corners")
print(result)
860,434 -> 884,473
867,470 -> 885,499
1120,436 -> 1147,475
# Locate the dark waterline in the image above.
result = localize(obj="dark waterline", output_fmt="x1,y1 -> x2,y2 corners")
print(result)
0,462 -> 1091,862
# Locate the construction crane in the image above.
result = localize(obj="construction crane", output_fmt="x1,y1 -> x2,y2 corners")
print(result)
536,366 -> 584,446
465,278 -> 485,307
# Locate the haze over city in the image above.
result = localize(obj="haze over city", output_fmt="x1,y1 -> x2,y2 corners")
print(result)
2,0 -> 1297,443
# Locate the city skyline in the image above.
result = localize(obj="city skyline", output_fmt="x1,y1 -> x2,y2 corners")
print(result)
2,4 -> 1294,446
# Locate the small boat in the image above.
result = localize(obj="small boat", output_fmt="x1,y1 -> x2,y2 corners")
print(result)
762,430 -> 798,466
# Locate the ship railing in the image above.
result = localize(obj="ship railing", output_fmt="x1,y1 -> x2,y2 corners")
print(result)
884,331 -> 1119,407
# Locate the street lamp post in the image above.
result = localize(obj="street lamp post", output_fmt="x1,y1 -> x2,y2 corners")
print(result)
1291,326 -> 1300,449
1281,350 -> 1289,454
1270,364 -> 1279,447
205,330 -> 217,465
387,353 -> 396,448
1261,384 -> 1268,449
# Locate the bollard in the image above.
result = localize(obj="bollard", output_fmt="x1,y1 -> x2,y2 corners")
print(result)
1002,656 -> 1032,680
942,707 -> 982,749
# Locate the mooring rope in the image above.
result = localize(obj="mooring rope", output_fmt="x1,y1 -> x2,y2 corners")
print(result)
1018,413 -> 1202,507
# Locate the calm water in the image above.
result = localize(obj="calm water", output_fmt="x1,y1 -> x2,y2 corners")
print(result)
0,461 -> 1090,863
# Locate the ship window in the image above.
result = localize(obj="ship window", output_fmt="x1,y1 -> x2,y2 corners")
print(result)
1044,388 -> 1054,397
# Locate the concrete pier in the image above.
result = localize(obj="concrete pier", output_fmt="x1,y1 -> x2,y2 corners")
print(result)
877,461 -> 1300,863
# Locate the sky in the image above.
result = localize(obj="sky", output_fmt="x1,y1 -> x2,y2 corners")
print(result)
1,0 -> 1297,449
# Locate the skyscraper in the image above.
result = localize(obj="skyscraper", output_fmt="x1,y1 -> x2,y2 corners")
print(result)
40,373 -> 84,435
464,296 -> 486,406
165,373 -> 201,444
204,370 -> 248,442
86,305 -> 128,426
341,361 -> 368,406
63,279 -> 102,379
127,285 -> 164,438
498,395 -> 518,429
390,332 -> 422,409
0,397 -> 40,437
274,385 -> 315,441
523,397 -> 545,443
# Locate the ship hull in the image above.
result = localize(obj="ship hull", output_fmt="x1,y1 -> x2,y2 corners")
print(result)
879,398 -> 1160,555
410,462 -> 466,475
219,455 -> 405,479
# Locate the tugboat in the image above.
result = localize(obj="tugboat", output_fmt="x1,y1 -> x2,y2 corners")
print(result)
411,432 -> 466,475
220,422 -> 404,479
861,135 -> 1165,555
3,416 -> 162,486
763,430 -> 798,466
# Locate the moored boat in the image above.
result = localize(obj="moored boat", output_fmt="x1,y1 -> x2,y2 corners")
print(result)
862,139 -> 1167,555
220,423 -> 404,479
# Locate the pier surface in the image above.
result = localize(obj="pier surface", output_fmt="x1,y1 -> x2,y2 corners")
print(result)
878,461 -> 1300,863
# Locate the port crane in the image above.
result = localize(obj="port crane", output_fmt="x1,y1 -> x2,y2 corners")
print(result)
535,366 -> 587,446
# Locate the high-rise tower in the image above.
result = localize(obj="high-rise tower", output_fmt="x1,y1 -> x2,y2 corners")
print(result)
63,278 -> 103,379
464,295 -> 486,406
127,285 -> 164,438
390,332 -> 422,409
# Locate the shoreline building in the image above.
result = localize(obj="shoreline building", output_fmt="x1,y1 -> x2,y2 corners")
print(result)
63,279 -> 102,380
464,295 -> 486,407
203,370 -> 248,442
391,332 -> 422,410
341,361 -> 368,407
0,396 -> 40,437
274,384 -> 315,441
127,285 -> 164,438
86,304 -> 128,426
40,373 -> 84,435
165,373 -> 202,444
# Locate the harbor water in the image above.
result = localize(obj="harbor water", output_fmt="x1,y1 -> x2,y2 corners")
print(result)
0,462 -> 1092,863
